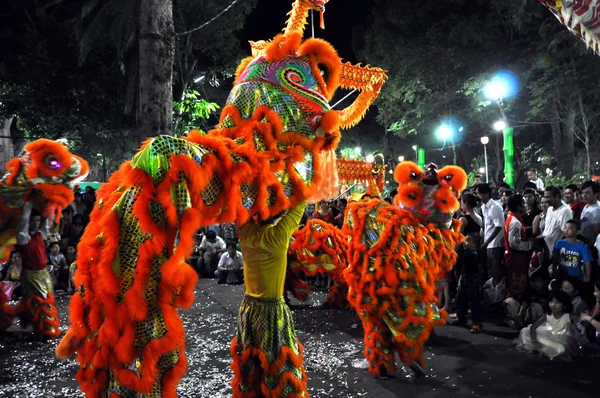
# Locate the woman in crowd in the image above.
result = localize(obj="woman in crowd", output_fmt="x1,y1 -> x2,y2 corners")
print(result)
522,188 -> 541,239
313,199 -> 335,224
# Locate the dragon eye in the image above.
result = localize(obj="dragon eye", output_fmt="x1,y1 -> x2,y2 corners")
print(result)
410,172 -> 418,180
444,174 -> 453,181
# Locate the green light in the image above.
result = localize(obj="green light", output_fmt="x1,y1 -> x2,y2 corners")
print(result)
503,127 -> 515,188
418,148 -> 426,170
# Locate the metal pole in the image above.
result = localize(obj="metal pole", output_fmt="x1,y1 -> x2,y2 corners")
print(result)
483,143 -> 489,183
451,137 -> 457,165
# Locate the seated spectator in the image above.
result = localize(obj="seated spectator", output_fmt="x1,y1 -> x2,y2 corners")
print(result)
560,277 -> 589,320
65,245 -> 77,265
2,250 -> 23,300
515,290 -> 579,361
220,223 -> 238,242
48,242 -> 69,291
552,220 -> 593,284
483,276 -> 506,307
46,223 -> 61,247
524,269 -> 549,325
453,235 -> 483,333
580,280 -> 600,346
215,242 -> 244,284
189,233 -> 203,271
197,230 -> 226,276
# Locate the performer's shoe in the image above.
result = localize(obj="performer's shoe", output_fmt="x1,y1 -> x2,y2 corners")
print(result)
470,324 -> 483,334
409,362 -> 426,379
375,368 -> 390,380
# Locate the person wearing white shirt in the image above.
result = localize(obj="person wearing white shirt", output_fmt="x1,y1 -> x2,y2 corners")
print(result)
527,169 -> 545,191
539,186 -> 572,258
215,243 -> 244,284
198,230 -> 226,276
580,181 -> 600,244
475,183 -> 505,284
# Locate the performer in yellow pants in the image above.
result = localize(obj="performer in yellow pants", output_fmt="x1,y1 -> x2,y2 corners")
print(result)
231,200 -> 309,398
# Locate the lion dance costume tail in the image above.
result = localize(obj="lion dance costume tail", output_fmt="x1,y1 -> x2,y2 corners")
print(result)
343,162 -> 467,376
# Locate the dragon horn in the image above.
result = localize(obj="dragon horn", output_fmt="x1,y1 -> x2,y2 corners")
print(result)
284,0 -> 329,36
335,62 -> 388,129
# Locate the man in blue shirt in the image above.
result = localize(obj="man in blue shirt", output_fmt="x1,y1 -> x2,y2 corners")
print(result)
553,219 -> 593,283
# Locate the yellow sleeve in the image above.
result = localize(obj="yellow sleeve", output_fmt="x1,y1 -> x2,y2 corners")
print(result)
274,200 -> 307,240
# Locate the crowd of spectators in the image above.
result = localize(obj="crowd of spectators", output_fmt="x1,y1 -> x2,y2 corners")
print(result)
0,186 -> 96,300
450,169 -> 600,359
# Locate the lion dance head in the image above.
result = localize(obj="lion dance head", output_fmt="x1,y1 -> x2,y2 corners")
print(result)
393,161 -> 467,227
3,139 -> 89,221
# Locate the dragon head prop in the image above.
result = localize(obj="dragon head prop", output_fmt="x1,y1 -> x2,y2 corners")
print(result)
393,161 -> 467,227
540,0 -> 600,55
2,139 -> 89,221
218,0 -> 387,200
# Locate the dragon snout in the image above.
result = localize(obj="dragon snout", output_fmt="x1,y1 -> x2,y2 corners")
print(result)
311,110 -> 340,149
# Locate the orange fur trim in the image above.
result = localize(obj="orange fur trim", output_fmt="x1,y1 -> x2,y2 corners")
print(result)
397,184 -> 423,208
393,161 -> 423,185
264,33 -> 303,62
298,38 -> 342,100
341,199 -> 463,370
24,139 -> 74,179
433,187 -> 460,213
438,165 -> 468,193
231,337 -> 309,398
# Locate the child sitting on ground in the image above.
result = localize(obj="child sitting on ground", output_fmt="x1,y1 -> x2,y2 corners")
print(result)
580,280 -> 600,346
561,277 -> 589,321
524,269 -> 549,325
516,290 -> 580,361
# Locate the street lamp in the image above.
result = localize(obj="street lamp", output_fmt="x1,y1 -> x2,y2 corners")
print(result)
398,155 -> 404,162
493,120 -> 506,132
435,123 -> 458,164
484,71 -> 519,188
412,145 -> 418,162
480,136 -> 489,183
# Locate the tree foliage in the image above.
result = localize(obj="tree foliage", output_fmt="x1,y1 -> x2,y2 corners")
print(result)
357,0 -> 600,180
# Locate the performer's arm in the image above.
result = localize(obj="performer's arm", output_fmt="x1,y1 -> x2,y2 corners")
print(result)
275,200 -> 308,239
16,201 -> 33,246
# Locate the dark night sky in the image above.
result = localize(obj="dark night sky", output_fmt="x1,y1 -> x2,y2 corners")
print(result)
241,0 -> 375,62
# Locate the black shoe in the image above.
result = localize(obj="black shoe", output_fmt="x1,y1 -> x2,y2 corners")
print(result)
375,370 -> 390,380
409,363 -> 426,379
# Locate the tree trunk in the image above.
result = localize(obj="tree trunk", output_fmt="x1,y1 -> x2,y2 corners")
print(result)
562,104 -> 576,178
550,102 -> 562,168
585,138 -> 591,179
0,117 -> 15,171
138,0 -> 174,141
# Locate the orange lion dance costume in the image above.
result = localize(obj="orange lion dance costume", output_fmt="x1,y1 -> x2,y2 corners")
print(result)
342,162 -> 467,378
0,139 -> 88,337
56,0 -> 386,396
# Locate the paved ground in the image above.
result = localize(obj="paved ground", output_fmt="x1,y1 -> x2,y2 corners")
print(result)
0,279 -> 598,397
